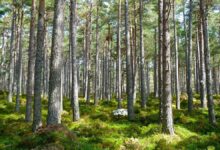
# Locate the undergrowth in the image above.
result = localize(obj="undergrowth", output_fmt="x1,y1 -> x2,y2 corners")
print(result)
0,91 -> 220,150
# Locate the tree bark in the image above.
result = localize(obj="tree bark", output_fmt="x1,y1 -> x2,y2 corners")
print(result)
198,16 -> 207,108
158,0 -> 163,122
173,0 -> 180,110
125,0 -> 134,120
70,0 -> 80,121
32,0 -> 45,131
26,0 -> 36,122
117,0 -> 122,109
8,0 -> 17,103
154,28 -> 159,98
15,8 -> 24,112
200,0 -> 216,125
139,0 -> 147,109
47,0 -> 65,125
94,0 -> 100,106
187,0 -> 193,113
162,0 -> 174,135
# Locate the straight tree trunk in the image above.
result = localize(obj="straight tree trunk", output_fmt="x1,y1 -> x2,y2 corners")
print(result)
94,0 -> 100,106
162,0 -> 174,135
125,0 -> 134,120
187,0 -> 193,113
183,0 -> 188,93
85,1 -> 92,104
173,0 -> 180,110
70,0 -> 80,121
132,1 -> 137,102
8,0 -> 17,103
32,0 -> 45,131
200,0 -> 216,125
158,0 -> 163,122
15,8 -> 24,112
139,0 -> 147,109
154,28 -> 159,98
198,16 -> 207,108
26,0 -> 36,122
117,0 -> 122,109
195,29 -> 200,94
47,0 -> 65,125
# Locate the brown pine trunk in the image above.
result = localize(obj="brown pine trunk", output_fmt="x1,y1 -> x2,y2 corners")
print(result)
162,0 -> 174,135
47,0 -> 65,125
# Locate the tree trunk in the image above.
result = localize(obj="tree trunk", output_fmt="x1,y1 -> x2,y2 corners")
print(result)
125,0 -> 134,120
162,0 -> 174,135
198,16 -> 207,108
158,0 -> 163,122
200,0 -> 216,125
139,0 -> 147,108
117,0 -> 122,109
94,0 -> 100,106
173,0 -> 180,110
154,28 -> 159,98
47,0 -> 65,125
195,29 -> 200,94
70,0 -> 80,121
15,8 -> 24,112
26,0 -> 36,122
8,0 -> 17,103
187,0 -> 193,113
32,0 -> 45,131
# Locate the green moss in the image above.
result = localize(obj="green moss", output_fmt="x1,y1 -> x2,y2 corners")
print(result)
0,92 -> 220,149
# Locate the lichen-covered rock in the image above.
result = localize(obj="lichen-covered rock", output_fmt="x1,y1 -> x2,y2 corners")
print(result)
113,109 -> 128,116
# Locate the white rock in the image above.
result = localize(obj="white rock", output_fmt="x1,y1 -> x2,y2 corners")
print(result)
113,109 -> 128,116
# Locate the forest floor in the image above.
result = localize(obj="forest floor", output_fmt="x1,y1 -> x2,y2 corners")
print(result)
0,91 -> 220,150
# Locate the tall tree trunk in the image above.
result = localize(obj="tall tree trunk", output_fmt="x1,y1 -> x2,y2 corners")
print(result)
47,0 -> 65,125
162,0 -> 174,135
94,0 -> 100,106
117,0 -> 122,109
132,1 -> 137,102
8,0 -> 17,103
173,0 -> 180,110
183,0 -> 188,93
32,0 -> 45,131
212,57 -> 219,94
26,0 -> 36,122
158,0 -> 163,122
85,1 -> 92,104
15,8 -> 24,112
200,0 -> 216,125
70,0 -> 80,121
195,29 -> 200,94
125,0 -> 134,120
198,16 -> 207,108
154,28 -> 159,98
139,0 -> 147,108
187,0 -> 193,113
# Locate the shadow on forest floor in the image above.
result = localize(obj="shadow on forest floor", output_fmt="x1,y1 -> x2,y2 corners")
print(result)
0,91 -> 220,149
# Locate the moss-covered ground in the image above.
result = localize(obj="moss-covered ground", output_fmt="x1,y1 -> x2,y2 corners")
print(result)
0,91 -> 220,150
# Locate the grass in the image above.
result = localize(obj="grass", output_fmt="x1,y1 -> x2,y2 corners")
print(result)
0,91 -> 220,150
